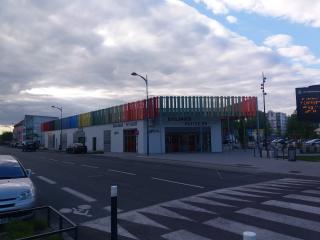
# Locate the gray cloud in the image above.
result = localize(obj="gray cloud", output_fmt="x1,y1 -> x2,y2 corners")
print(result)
0,0 -> 319,126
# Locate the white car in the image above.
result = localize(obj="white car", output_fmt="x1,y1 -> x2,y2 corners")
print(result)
0,155 -> 36,222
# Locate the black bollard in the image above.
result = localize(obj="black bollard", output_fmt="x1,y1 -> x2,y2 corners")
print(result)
111,185 -> 118,240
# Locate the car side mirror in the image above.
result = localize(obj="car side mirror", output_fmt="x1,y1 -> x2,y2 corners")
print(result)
25,169 -> 32,177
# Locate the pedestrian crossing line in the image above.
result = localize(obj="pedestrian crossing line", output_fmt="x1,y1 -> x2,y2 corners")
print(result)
236,207 -> 320,232
271,181 -> 311,186
118,211 -> 169,229
257,183 -> 300,189
82,216 -> 138,240
216,189 -> 264,198
199,192 -> 252,202
182,196 -> 235,208
283,194 -> 320,204
280,178 -> 320,184
302,190 -> 320,195
103,206 -> 123,213
263,200 -> 320,215
162,229 -> 211,240
161,200 -> 215,214
204,217 -> 302,240
244,185 -> 286,191
139,205 -> 193,221
263,181 -> 305,187
233,187 -> 280,195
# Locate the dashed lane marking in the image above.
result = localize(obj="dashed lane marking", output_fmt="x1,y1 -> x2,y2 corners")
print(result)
108,169 -> 136,176
81,164 -> 99,169
61,187 -> 97,203
37,176 -> 57,185
151,177 -> 205,189
61,161 -> 75,165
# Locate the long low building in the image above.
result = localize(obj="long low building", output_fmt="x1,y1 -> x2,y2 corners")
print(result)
41,96 -> 257,153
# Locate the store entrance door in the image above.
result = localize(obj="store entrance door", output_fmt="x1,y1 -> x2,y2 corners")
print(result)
124,129 -> 137,153
165,127 -> 211,153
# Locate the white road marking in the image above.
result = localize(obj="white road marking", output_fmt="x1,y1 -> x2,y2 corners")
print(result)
257,183 -> 300,189
204,217 -> 302,240
234,187 -> 280,195
108,169 -> 136,176
151,177 -> 204,189
183,196 -> 235,208
284,194 -> 320,203
246,185 -> 286,191
200,192 -> 251,202
61,161 -> 75,165
37,176 -> 57,185
162,200 -> 214,214
118,211 -> 168,229
263,200 -> 320,215
61,187 -> 96,203
302,190 -> 320,195
237,207 -> 320,232
82,216 -> 138,240
139,205 -> 193,221
162,230 -> 211,240
216,189 -> 264,198
81,164 -> 99,169
216,170 -> 223,179
280,178 -> 320,184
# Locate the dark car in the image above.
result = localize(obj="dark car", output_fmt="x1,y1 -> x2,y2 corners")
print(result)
22,141 -> 38,152
66,143 -> 87,154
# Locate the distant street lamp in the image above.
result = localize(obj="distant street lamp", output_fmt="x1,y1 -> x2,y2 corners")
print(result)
131,72 -> 149,156
51,105 -> 63,151
261,73 -> 269,158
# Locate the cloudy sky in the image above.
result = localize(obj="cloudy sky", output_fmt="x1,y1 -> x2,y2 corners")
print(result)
0,0 -> 319,132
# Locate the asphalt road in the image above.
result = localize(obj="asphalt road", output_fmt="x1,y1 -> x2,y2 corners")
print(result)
1,146 -> 320,240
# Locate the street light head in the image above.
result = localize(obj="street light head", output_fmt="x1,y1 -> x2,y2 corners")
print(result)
131,72 -> 138,76
51,105 -> 55,108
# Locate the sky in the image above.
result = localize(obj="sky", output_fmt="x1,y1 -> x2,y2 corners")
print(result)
0,0 -> 319,130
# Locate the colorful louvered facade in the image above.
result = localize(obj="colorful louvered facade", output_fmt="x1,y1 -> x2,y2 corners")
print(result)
41,96 -> 257,132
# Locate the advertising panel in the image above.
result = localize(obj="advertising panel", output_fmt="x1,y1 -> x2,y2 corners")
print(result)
296,85 -> 320,122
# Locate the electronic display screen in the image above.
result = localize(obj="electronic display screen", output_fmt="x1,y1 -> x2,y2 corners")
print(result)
296,85 -> 320,122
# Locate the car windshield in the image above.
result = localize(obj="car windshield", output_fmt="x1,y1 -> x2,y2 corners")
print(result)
0,160 -> 26,179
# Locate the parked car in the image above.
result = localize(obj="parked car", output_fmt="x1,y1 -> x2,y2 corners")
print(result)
66,143 -> 87,154
0,155 -> 36,222
304,139 -> 320,146
22,141 -> 38,152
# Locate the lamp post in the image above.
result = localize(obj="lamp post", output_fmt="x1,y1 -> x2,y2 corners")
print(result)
51,105 -> 63,151
260,73 -> 269,158
131,72 -> 149,156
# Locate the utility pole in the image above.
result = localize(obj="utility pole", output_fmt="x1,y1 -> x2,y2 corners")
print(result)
260,73 -> 269,158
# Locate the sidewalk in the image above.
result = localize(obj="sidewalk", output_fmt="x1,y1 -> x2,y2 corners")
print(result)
95,150 -> 320,178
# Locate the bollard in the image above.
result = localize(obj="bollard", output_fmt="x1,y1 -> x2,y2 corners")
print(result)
111,185 -> 118,240
243,231 -> 256,240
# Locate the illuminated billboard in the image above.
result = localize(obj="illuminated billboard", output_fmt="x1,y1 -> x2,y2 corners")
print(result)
296,85 -> 320,122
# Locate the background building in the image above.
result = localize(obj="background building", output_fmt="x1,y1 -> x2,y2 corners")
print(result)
42,96 -> 257,153
13,115 -> 58,144
267,111 -> 287,136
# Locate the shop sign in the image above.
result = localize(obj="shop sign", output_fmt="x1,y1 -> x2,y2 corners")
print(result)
167,117 -> 191,121
113,123 -> 123,128
125,121 -> 137,127
185,121 -> 208,126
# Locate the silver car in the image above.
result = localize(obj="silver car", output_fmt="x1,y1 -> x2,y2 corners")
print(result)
0,155 -> 36,220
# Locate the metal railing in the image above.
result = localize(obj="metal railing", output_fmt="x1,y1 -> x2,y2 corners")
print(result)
0,206 -> 77,240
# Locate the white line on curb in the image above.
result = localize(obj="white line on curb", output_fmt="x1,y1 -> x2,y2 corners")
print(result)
61,187 -> 97,202
37,176 -> 57,185
108,169 -> 136,176
151,177 -> 205,189
81,164 -> 99,169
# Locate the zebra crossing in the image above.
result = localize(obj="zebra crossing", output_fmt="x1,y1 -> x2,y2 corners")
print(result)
82,177 -> 320,240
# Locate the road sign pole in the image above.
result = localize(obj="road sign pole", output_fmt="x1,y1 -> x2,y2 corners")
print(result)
111,185 -> 118,240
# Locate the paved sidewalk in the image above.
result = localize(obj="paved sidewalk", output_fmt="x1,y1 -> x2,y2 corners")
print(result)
95,150 -> 320,177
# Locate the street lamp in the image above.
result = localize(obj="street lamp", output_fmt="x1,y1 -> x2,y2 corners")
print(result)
51,105 -> 63,151
131,72 -> 149,156
260,73 -> 269,158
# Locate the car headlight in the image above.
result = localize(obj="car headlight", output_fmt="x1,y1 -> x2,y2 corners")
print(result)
17,190 -> 33,201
